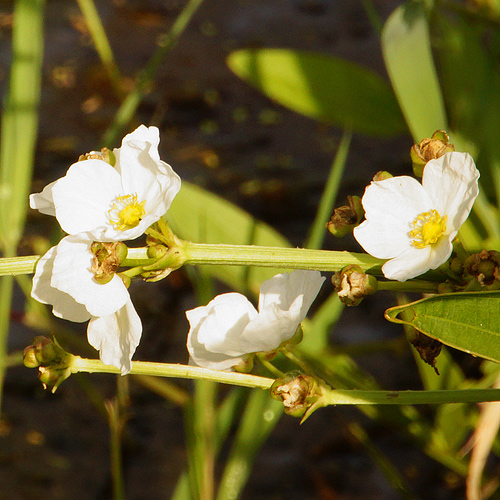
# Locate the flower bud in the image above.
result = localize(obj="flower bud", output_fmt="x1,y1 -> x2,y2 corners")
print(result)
147,244 -> 168,260
78,147 -> 116,166
326,196 -> 364,237
23,336 -> 75,392
38,365 -> 72,393
271,371 -> 320,418
332,265 -> 378,306
91,241 -> 125,282
411,130 -> 454,177
463,250 -> 500,289
372,171 -> 393,182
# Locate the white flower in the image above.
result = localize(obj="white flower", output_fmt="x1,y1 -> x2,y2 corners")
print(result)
186,270 -> 325,370
353,152 -> 480,281
31,236 -> 142,374
30,125 -> 181,242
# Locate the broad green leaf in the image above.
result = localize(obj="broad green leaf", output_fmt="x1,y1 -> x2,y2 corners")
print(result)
386,291 -> 500,364
382,1 -> 447,142
227,48 -> 407,137
167,181 -> 290,294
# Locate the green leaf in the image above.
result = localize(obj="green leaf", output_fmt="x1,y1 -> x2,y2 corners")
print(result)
381,1 -> 447,141
167,181 -> 290,294
227,48 -> 407,137
386,291 -> 500,363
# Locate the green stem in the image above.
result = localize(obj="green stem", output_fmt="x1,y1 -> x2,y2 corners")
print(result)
70,357 -> 500,406
322,387 -> 500,406
72,357 -> 275,389
183,243 -> 384,273
0,244 -> 384,276
377,280 -> 439,293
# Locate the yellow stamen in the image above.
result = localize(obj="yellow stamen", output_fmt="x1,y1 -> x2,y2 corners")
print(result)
108,194 -> 146,231
409,209 -> 447,249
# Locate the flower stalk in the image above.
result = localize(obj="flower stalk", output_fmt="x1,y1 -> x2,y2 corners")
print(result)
70,356 -> 500,405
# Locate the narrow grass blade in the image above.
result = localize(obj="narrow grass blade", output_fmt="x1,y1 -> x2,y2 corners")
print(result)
305,128 -> 351,250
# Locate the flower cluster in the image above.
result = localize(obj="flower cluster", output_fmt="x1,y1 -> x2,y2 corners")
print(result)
354,152 -> 480,281
31,125 -> 181,373
31,125 -> 325,375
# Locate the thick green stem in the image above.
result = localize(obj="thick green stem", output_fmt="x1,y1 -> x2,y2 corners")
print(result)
183,243 -> 384,273
0,244 -> 384,276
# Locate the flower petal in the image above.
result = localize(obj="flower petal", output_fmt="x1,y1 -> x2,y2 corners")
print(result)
190,293 -> 258,356
29,180 -> 57,216
87,299 -> 142,375
423,152 -> 480,231
258,270 -> 325,322
50,159 -> 122,237
354,176 -> 432,259
381,236 -> 453,281
31,244 -> 91,322
50,236 -> 129,317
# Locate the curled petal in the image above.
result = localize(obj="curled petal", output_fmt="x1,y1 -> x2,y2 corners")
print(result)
29,181 -> 57,217
87,299 -> 142,375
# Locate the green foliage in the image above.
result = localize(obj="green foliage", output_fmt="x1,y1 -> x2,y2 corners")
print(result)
386,291 -> 500,364
227,48 -> 407,136
381,1 -> 447,142
168,181 -> 290,295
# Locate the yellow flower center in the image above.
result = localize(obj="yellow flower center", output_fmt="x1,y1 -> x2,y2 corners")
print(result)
108,194 -> 146,231
409,209 -> 447,248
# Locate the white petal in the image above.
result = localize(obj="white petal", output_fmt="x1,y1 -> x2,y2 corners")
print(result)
51,159 -> 122,236
51,236 -> 129,316
87,299 -> 142,375
31,244 -> 91,322
190,293 -> 258,356
186,294 -> 254,370
423,152 -> 480,231
240,302 -> 300,352
381,236 -> 453,281
29,180 -> 57,216
258,270 -> 324,323
354,177 -> 433,259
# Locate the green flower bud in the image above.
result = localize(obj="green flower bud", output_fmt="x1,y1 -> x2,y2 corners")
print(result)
372,171 -> 393,182
23,346 -> 40,368
147,244 -> 168,260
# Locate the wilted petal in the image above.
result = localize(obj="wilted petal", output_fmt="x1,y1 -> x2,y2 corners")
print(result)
87,298 -> 142,375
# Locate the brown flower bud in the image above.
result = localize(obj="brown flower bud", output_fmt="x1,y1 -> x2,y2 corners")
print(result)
463,250 -> 500,289
332,265 -> 378,306
411,130 -> 454,177
271,371 -> 320,418
326,196 -> 364,237
91,242 -> 126,282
